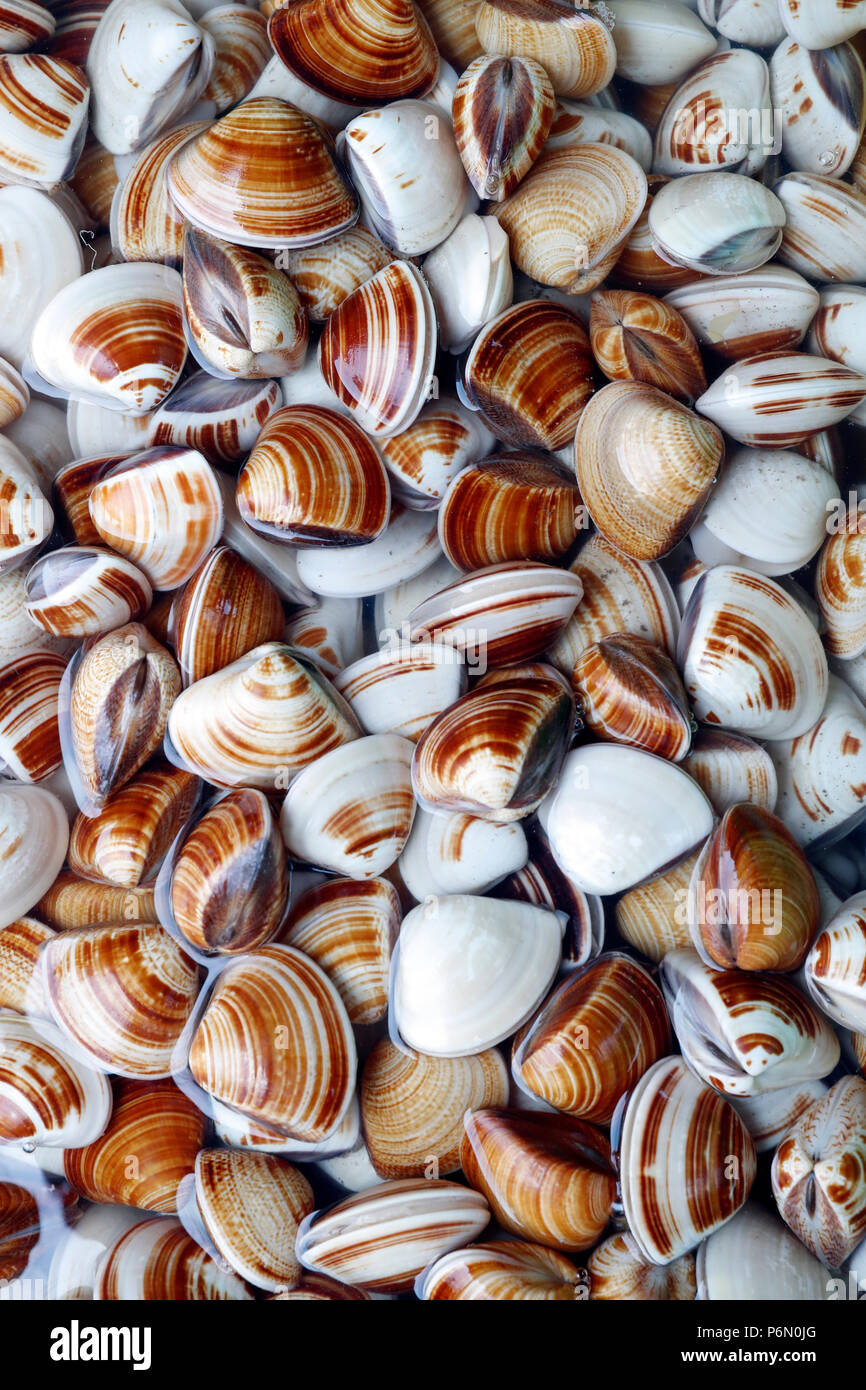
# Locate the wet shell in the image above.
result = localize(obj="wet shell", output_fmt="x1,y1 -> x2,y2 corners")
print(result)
42,921 -> 201,1078
614,849 -> 698,963
0,650 -> 64,782
165,642 -> 359,790
538,743 -> 714,895
399,805 -> 527,899
606,0 -> 716,86
678,565 -> 828,739
361,1039 -> 507,1178
475,0 -> 616,99
817,518 -> 866,661
772,1076 -> 866,1268
574,381 -> 723,562
68,762 -> 198,888
0,784 -> 68,929
573,633 -> 694,760
809,285 -> 866,388
452,53 -> 554,200
334,643 -> 466,743
181,1148 -> 313,1293
805,892 -> 866,1034
169,546 -> 285,689
423,213 -> 513,354
215,470 -> 313,608
280,227 -> 392,324
183,228 -> 308,379
199,4 -> 269,112
111,121 -> 206,266
0,915 -> 54,1013
699,0 -> 785,46
438,455 -> 582,571
268,0 -> 438,103
392,894 -> 562,1056
0,1011 -> 111,1148
770,38 -> 865,178
270,1273 -> 370,1301
418,1239 -> 588,1301
618,1055 -> 757,1265
68,132 -> 118,229
167,96 -> 358,249
609,175 -> 701,293
54,456 -> 137,548
150,374 -> 281,469
94,1217 -> 252,1300
461,1107 -> 615,1251
492,143 -> 648,295
237,406 -> 389,547
67,622 -> 181,811
0,53 -> 89,186
0,571 -> 66,665
30,262 -> 187,416
44,0 -> 109,68
588,1232 -> 696,1301
661,948 -> 839,1097
0,438 -> 53,574
653,49 -> 773,177
681,728 -> 777,816
774,172 -> 866,283
648,171 -> 785,275
24,545 -> 151,638
280,733 -> 416,879
546,100 -> 653,171
35,871 -> 154,930
688,802 -> 820,972
696,1202 -> 828,1301
188,944 -> 357,1141
417,0 -> 480,69
512,953 -> 670,1124
0,1179 -> 42,1283
411,663 -> 574,822
0,185 -> 82,371
768,676 -> 866,851
589,289 -> 706,404
281,876 -> 399,1027
64,1077 -> 206,1213
665,267 -> 819,361
378,396 -> 494,510
462,300 -> 594,451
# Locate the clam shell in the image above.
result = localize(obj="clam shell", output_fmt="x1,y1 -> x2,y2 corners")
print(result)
0,53 -> 89,186
24,545 -> 151,638
45,0 -> 109,68
538,743 -> 714,895
399,805 -> 526,900
614,850 -> 698,962
681,728 -> 777,815
52,454 -> 130,549
150,374 -> 281,469
378,395 -> 495,509
110,121 -> 206,266
0,0 -> 55,51
572,632 -> 694,761
772,1076 -> 866,1268
411,662 -> 574,823
0,570 -> 67,665
697,350 -> 866,446
334,643 -> 466,743
167,96 -> 358,249
247,50 -> 362,131
678,565 -> 828,738
269,1274 -> 370,1301
0,1179 -> 42,1283
774,172 -> 866,283
609,174 -> 701,293
64,1077 -> 206,1213
0,650 -> 64,782
0,357 -> 28,429
492,143 -> 648,295
30,262 -> 187,415
0,185 -> 82,370
809,284 -> 866,388
183,228 -> 308,379
777,0 -> 866,51
546,100 -> 653,171
462,299 -> 594,450
648,171 -> 785,275
0,784 -> 68,929
588,1232 -> 696,1301
236,405 -> 389,546
66,402 -> 152,460
653,48 -> 773,177
618,1055 -> 757,1265
688,802 -> 820,972
770,38 -> 865,178
418,1238 -> 587,1300
729,1081 -> 829,1156
66,622 -> 182,811
199,4 -> 269,113
0,1011 -> 111,1148
215,469 -> 313,608
165,642 -> 359,790
589,289 -> 706,404
768,675 -> 866,851
94,1216 -> 252,1300
295,504 -> 442,598
805,891 -> 866,1033
491,822 -> 604,971
0,916 -> 55,1014
452,53 -> 554,200
606,0 -> 716,86
662,948 -> 839,1096
392,894 -> 562,1056
475,0 -> 616,99
665,267 -> 819,360
268,0 -> 439,104
699,0 -> 784,45
188,943 -> 357,1141
423,213 -> 513,354
855,1034 -> 866,1075
438,454 -> 582,571
279,733 -> 416,879
512,953 -> 670,1124
35,870 -> 154,929
817,514 -> 866,660
285,594 -> 363,680
318,260 -> 436,439
575,381 -> 722,562
68,762 -> 198,888
0,438 -> 53,574
69,133 -> 119,230
417,0 -> 480,70
697,1201 -> 827,1300
42,921 -> 201,1078
279,226 -> 392,324
169,545 -> 285,688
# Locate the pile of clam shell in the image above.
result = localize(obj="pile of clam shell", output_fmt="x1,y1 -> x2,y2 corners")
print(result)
2,0 -> 866,1305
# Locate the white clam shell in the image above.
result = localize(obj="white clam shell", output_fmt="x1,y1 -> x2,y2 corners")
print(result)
777,0 -> 866,50
248,54 -> 361,132
606,0 -> 716,86
398,806 -> 528,901
696,1203 -> 829,1300
768,676 -> 866,849
0,437 -> 53,574
296,506 -> 442,598
696,351 -> 866,446
379,396 -> 496,509
392,894 -> 562,1056
770,37 -> 865,178
808,283 -> 866,380
423,213 -> 512,353
547,100 -> 652,171
48,1204 -> 144,1300
774,172 -> 866,282
804,891 -> 866,1033
66,400 -> 154,458
0,784 -> 68,929
0,186 -> 82,371
0,0 -> 55,53
538,744 -> 714,896
334,643 -> 466,743
285,595 -> 364,680
654,49 -> 773,177
0,53 -> 89,187
698,0 -> 785,47
729,1081 -> 829,1155
5,400 -> 71,491
664,266 -> 819,360
648,171 -> 785,275
0,570 -> 67,664
373,552 -> 462,646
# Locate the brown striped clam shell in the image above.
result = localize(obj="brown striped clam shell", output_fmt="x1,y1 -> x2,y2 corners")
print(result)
360,1038 -> 508,1179
589,289 -> 706,404
452,53 -> 554,200
67,622 -> 181,810
804,891 -> 866,1034
270,1273 -> 371,1301
68,133 -> 118,230
44,1 -> 108,68
183,227 -> 308,379
281,876 -> 400,1027
268,0 -> 439,103
855,1033 -> 866,1075
399,804 -> 527,900
546,99 -> 652,170
768,676 -> 866,850
729,1081 -> 830,1157
688,802 -> 820,973
774,171 -> 866,283
0,0 -> 55,52
35,870 -> 155,929
237,405 -> 390,547
772,1076 -> 866,1268
417,0 -> 481,70
64,1077 -> 207,1213
817,517 -> 866,661
334,642 -> 466,743
111,121 -> 207,266
279,226 -> 392,324
167,788 -> 288,956
149,374 -> 282,469
0,915 -> 55,1014
0,650 -> 64,782
617,1055 -> 757,1265
770,37 -> 865,178
418,1239 -> 588,1301
572,632 -> 694,761
696,351 -> 866,446
0,1180 -> 43,1284
167,96 -> 359,249
664,266 -> 820,361
462,1107 -> 616,1252
188,943 -> 356,1142
411,662 -> 574,822
438,454 -> 582,572
169,545 -> 285,688
378,397 -> 495,510
587,1232 -> 696,1301
681,728 -> 778,816
318,259 -> 437,439
52,453 -> 129,547
42,921 -> 202,1078
610,175 -> 702,293
575,381 -> 723,562
462,300 -> 594,451
0,53 -> 89,187
512,953 -> 670,1124
0,438 -> 53,574
68,762 -> 198,888
0,356 -> 28,428
94,1217 -> 252,1301
653,48 -> 773,177
614,849 -> 699,963
285,594 -> 363,680
199,4 -> 270,113
0,571 -> 68,667
475,0 -> 615,99
24,545 -> 151,638
0,1010 -> 111,1148
296,1178 -> 490,1293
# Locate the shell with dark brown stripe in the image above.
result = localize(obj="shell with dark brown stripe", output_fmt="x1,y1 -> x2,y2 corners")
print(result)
0,53 -> 89,186
0,914 -> 55,1013
52,454 -> 129,546
0,650 -> 64,781
438,454 -> 582,571
804,892 -> 866,1034
169,545 -> 285,688
572,632 -> 694,761
149,373 -> 281,469
68,761 -> 199,889
24,545 -> 152,638
267,0 -> 439,103
696,350 -> 866,446
589,289 -> 706,405
34,870 -> 155,929
452,53 -> 554,200
112,120 -> 207,266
